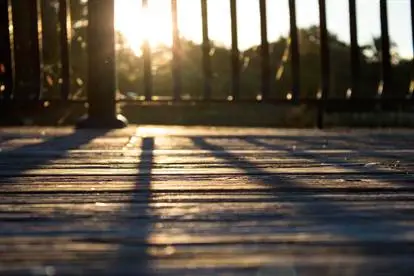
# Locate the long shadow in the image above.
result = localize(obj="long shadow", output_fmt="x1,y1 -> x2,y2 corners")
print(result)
246,136 -> 414,185
277,133 -> 414,165
0,129 -> 113,274
327,134 -> 414,167
0,129 -> 109,184
110,136 -> 154,275
191,136 -> 414,274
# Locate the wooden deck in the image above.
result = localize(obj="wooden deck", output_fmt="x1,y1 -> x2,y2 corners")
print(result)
0,126 -> 414,275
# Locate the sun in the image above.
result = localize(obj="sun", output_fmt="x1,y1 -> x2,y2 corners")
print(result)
114,0 -> 203,56
115,0 -> 171,55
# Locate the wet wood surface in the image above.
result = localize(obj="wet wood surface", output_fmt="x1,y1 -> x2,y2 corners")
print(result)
0,126 -> 413,275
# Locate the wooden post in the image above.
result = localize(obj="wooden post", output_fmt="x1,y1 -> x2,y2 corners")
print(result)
348,0 -> 360,98
411,0 -> 414,99
288,0 -> 300,102
0,0 -> 13,100
230,0 -> 240,100
379,0 -> 392,98
10,0 -> 42,100
142,0 -> 153,100
171,0 -> 181,101
77,0 -> 127,128
201,0 -> 212,100
59,0 -> 71,100
259,0 -> 270,100
317,0 -> 330,129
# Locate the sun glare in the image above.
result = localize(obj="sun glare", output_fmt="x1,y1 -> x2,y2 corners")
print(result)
115,0 -> 414,59
115,0 -> 203,56
114,0 -> 279,57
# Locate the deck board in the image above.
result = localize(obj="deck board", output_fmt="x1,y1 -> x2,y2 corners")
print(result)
0,126 -> 414,275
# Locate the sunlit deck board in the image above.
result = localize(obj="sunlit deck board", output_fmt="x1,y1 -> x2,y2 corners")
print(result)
0,126 -> 414,275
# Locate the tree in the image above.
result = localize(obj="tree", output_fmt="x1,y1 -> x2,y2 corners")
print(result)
362,36 -> 400,64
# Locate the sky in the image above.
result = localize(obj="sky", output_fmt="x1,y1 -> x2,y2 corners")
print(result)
115,0 -> 413,58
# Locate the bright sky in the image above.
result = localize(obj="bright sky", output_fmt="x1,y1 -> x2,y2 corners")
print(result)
115,0 -> 413,58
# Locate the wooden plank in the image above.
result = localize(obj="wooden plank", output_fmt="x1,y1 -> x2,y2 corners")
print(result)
0,126 -> 414,275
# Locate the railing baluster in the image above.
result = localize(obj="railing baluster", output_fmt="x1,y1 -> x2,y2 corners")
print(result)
348,0 -> 360,98
11,0 -> 42,100
201,0 -> 212,100
318,0 -> 330,129
142,0 -> 152,100
0,0 -> 13,100
259,0 -> 270,100
59,0 -> 71,100
379,0 -> 391,98
171,0 -> 181,101
288,0 -> 300,102
77,0 -> 127,128
230,0 -> 240,100
411,0 -> 414,99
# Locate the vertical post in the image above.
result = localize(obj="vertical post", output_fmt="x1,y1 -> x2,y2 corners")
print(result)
410,0 -> 414,99
379,0 -> 392,98
349,0 -> 360,98
412,0 -> 414,59
230,0 -> 240,100
77,0 -> 127,128
171,0 -> 181,101
259,0 -> 270,100
317,0 -> 330,129
142,0 -> 152,100
201,0 -> 212,100
59,0 -> 71,100
0,0 -> 13,100
288,0 -> 300,102
11,0 -> 42,100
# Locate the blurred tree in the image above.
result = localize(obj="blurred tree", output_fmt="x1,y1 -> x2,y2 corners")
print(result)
69,0 -> 88,99
40,0 -> 60,98
362,36 -> 399,63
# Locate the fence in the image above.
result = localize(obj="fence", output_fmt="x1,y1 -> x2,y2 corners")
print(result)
0,0 -> 413,128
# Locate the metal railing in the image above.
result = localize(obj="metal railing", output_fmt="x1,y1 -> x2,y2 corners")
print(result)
0,0 -> 413,128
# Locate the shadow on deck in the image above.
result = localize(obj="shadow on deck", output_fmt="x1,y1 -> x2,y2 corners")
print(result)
0,126 -> 413,275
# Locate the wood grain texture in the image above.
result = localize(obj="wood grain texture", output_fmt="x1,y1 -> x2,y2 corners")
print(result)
0,126 -> 413,275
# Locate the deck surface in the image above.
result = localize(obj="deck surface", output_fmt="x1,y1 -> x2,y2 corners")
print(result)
0,126 -> 414,275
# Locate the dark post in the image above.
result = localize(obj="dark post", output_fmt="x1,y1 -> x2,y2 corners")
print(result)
0,0 -> 13,100
142,0 -> 152,100
411,0 -> 414,59
288,0 -> 300,102
171,0 -> 181,101
317,0 -> 330,129
411,0 -> 414,99
201,0 -> 212,100
59,0 -> 71,100
11,0 -> 42,100
259,0 -> 270,100
77,0 -> 127,128
349,0 -> 360,98
379,0 -> 392,98
230,0 -> 240,100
